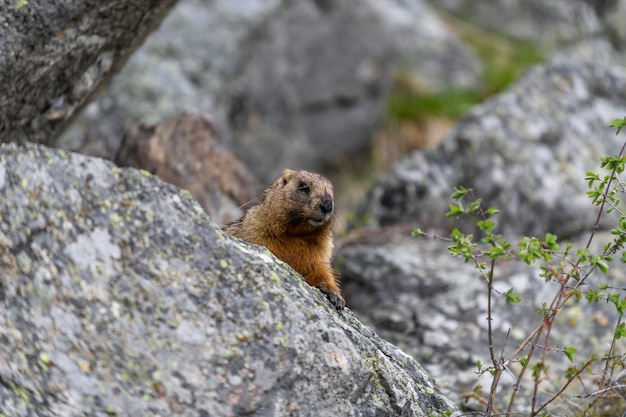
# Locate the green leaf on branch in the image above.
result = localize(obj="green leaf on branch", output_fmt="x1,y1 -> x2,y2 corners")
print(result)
563,347 -> 576,363
505,288 -> 521,304
477,219 -> 496,234
586,289 -> 600,304
590,254 -> 610,274
585,171 -> 599,187
517,236 -> 552,264
532,361 -> 546,379
451,185 -> 469,201
600,155 -> 626,173
412,228 -> 425,237
448,228 -> 477,262
609,294 -> 626,315
577,248 -> 590,263
544,233 -> 559,251
446,203 -> 465,217
609,116 -> 626,135
468,198 -> 483,213
565,366 -> 579,379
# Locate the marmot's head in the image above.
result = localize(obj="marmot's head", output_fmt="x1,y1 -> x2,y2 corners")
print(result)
268,169 -> 334,234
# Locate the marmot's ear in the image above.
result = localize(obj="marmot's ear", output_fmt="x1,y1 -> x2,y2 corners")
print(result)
281,169 -> 296,185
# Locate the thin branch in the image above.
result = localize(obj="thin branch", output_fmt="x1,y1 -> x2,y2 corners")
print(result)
577,383 -> 626,399
532,358 -> 595,416
593,314 -> 624,415
485,258 -> 499,417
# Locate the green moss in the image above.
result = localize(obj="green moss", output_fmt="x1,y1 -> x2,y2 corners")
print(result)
388,88 -> 482,122
38,352 -> 52,369
110,213 -> 123,226
152,369 -> 163,381
13,0 -> 28,10
269,271 -> 281,285
276,334 -> 289,347
10,381 -> 30,403
458,24 -> 544,96
387,19 -> 543,123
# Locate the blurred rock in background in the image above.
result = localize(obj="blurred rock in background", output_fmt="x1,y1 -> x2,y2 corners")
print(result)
57,0 -> 481,183
116,111 -> 259,225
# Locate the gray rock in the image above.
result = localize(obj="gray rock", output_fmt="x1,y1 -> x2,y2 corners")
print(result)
355,62 -> 626,238
220,0 -> 396,181
429,0 -> 602,47
0,143 -> 459,417
549,37 -> 626,68
602,0 -> 626,47
0,0 -> 178,146
58,0 -> 480,182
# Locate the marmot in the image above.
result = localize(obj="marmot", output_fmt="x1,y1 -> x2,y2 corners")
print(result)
224,169 -> 345,310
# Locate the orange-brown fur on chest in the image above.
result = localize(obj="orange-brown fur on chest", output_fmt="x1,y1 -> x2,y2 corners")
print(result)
224,169 -> 344,309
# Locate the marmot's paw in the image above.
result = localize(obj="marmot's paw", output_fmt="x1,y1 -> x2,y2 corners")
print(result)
317,286 -> 346,311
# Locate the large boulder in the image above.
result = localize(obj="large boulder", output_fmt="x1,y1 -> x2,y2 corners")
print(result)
354,62 -> 626,238
0,143 -> 458,417
0,0 -> 178,146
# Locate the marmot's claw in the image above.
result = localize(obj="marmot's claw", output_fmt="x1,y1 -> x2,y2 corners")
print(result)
318,286 -> 345,311
330,291 -> 346,311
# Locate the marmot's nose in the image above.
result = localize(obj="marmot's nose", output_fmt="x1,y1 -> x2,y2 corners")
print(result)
320,194 -> 333,214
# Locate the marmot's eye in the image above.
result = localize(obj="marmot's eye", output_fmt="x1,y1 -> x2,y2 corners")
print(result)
298,182 -> 310,193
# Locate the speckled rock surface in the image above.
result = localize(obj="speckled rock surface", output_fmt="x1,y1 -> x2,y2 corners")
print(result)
0,143 -> 459,417
355,62 -> 626,238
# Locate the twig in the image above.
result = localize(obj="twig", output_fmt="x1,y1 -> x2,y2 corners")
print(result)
532,358 -> 594,416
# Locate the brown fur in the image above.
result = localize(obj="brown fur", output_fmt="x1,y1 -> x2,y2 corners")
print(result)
224,169 -> 345,310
